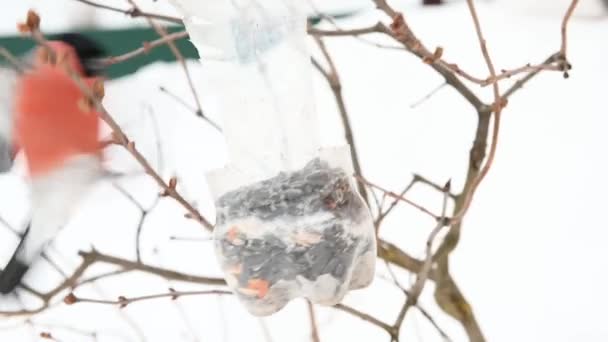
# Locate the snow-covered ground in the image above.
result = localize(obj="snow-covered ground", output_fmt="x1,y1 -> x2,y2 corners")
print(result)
1,0 -> 608,341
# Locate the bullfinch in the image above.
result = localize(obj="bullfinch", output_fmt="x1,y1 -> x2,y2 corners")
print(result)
0,33 -> 106,294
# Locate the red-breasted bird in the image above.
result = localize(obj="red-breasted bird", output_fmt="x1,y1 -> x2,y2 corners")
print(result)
0,33 -> 106,294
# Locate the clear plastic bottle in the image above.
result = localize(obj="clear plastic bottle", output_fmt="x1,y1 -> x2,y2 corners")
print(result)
170,0 -> 376,316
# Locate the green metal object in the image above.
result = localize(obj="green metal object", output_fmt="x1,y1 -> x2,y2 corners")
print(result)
0,26 -> 199,79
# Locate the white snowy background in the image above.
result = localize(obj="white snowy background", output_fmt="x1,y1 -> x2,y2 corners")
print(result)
1,0 -> 607,341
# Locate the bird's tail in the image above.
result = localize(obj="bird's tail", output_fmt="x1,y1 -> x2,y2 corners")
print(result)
0,227 -> 30,294
0,138 -> 13,173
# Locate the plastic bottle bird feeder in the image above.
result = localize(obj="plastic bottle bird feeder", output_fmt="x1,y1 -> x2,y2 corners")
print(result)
169,0 -> 377,316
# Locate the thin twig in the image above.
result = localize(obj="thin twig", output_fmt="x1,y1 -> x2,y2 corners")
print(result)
39,332 -> 66,342
409,82 -> 447,108
89,282 -> 147,341
169,236 -> 213,242
312,37 -> 369,204
393,182 -> 450,333
308,23 -> 383,37
484,63 -> 561,86
560,0 -> 580,58
307,301 -> 321,342
77,269 -> 133,286
310,9 -> 405,51
150,251 -> 202,342
416,307 -> 452,342
374,17 -> 484,110
102,31 -> 189,65
0,248 -> 225,316
145,104 -> 164,172
332,303 -> 395,335
112,183 -> 144,211
502,54 -> 559,99
357,176 -> 439,220
374,177 -> 419,230
67,289 -> 232,307
413,174 -> 457,199
158,86 -> 222,132
128,0 -> 206,121
135,197 -> 161,262
0,214 -> 21,237
41,250 -> 69,279
77,250 -> 225,285
0,47 -> 29,73
72,0 -> 181,24
112,182 -> 161,262
381,262 -> 453,341
449,0 -> 504,226
30,322 -> 116,342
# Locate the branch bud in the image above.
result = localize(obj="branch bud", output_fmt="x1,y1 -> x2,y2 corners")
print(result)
92,79 -> 105,101
64,293 -> 78,305
168,177 -> 178,190
423,47 -> 444,64
118,295 -> 128,308
169,287 -> 178,300
17,10 -> 40,33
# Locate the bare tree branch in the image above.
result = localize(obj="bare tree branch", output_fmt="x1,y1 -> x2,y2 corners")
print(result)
393,181 -> 450,335
308,23 -> 384,37
158,86 -> 222,132
333,303 -> 395,335
560,0 -> 580,59
127,0 -> 206,123
72,0 -> 181,24
65,289 -> 232,307
312,37 -> 369,204
357,175 -> 440,220
102,31 -> 189,65
307,301 -> 321,342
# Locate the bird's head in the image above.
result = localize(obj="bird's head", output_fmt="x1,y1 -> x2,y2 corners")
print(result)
33,33 -> 106,78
